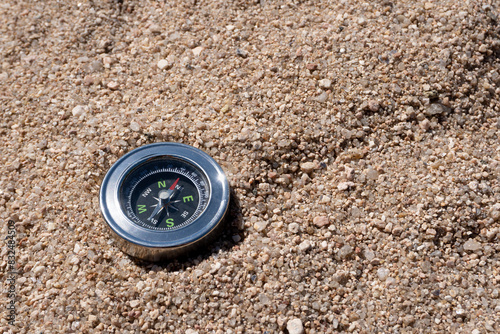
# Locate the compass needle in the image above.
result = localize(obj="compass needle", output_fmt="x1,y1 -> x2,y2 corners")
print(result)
100,142 -> 229,261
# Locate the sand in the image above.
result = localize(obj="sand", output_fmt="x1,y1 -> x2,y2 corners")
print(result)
1,0 -> 499,333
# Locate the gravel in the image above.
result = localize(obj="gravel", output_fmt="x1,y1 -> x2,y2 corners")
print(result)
1,0 -> 499,333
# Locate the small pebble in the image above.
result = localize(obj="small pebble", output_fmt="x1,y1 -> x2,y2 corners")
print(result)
254,220 -> 268,232
463,239 -> 481,252
318,79 -> 332,89
489,204 -> 500,221
72,105 -> 85,117
312,216 -> 329,227
107,81 -> 119,90
377,267 -> 390,281
403,315 -> 415,326
365,168 -> 379,181
337,182 -> 355,190
306,63 -> 318,71
288,222 -> 300,233
83,75 -> 94,86
315,91 -> 328,103
338,245 -> 353,259
90,60 -> 103,72
130,121 -> 141,132
157,59 -> 173,70
364,249 -> 375,261
192,47 -> 204,57
236,48 -> 248,58
149,24 -> 162,34
300,161 -> 316,173
425,103 -> 449,116
287,318 -> 304,334
368,100 -> 380,112
419,119 -> 431,131
298,240 -> 312,252
33,266 -> 46,276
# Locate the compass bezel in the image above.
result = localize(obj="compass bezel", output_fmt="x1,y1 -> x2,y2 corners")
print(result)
99,142 -> 230,261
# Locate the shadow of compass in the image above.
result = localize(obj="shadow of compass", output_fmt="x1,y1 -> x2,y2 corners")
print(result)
129,187 -> 244,271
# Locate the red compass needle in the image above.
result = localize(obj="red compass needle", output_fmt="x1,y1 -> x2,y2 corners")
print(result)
169,178 -> 180,190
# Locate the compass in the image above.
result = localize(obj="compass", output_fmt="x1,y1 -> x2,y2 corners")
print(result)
99,142 -> 230,261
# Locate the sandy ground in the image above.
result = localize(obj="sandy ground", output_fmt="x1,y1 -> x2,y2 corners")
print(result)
1,0 -> 499,333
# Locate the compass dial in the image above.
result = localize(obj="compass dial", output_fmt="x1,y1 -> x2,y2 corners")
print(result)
99,142 -> 230,261
121,158 -> 210,231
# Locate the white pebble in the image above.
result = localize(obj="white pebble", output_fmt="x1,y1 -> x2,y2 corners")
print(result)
33,266 -> 46,276
385,277 -> 396,286
319,78 -> 332,89
192,46 -> 204,56
463,239 -> 481,252
315,91 -> 328,103
72,105 -> 85,117
337,182 -> 354,191
365,168 -> 379,181
157,59 -> 172,70
107,81 -> 119,90
288,222 -> 300,233
377,267 -> 390,281
419,119 -> 431,131
254,220 -> 268,232
287,318 -> 304,334
298,240 -> 311,252
300,161 -> 316,173
130,121 -> 141,132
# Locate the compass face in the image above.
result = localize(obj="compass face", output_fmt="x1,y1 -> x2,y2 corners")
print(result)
99,142 -> 230,261
121,158 -> 210,231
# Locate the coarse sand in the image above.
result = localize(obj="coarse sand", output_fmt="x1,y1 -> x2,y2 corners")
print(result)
1,0 -> 499,333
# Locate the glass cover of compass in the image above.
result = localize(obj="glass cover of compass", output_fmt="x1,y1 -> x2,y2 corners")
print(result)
99,142 -> 230,261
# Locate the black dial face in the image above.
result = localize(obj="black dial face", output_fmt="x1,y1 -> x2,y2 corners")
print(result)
120,157 -> 210,231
